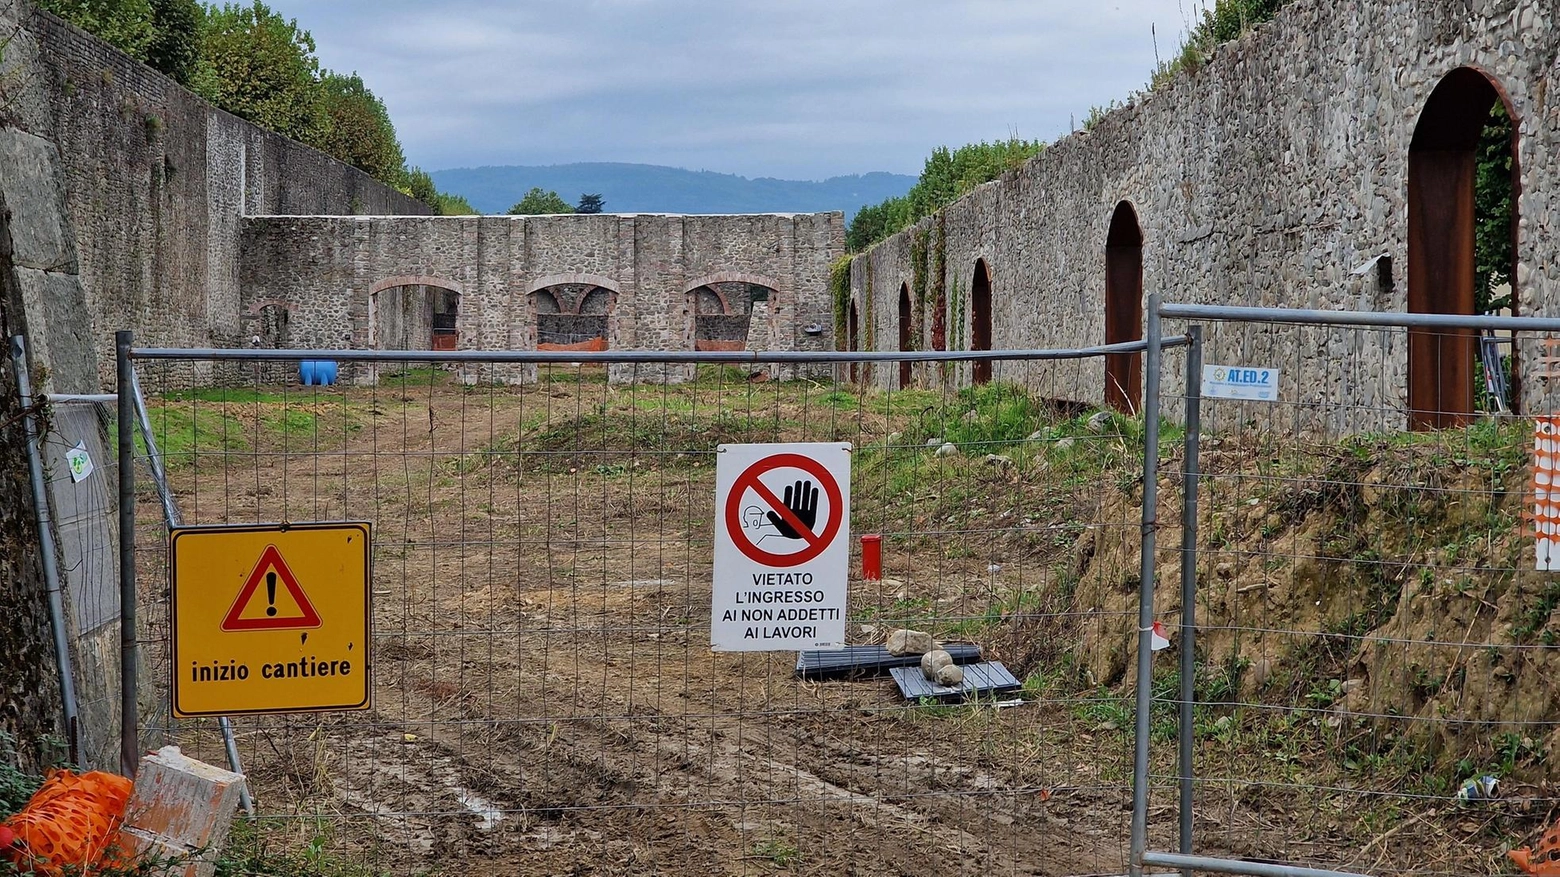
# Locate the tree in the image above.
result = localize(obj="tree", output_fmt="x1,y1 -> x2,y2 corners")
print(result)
317,72 -> 405,185
401,168 -> 476,216
508,188 -> 574,215
35,0 -> 155,59
846,138 -> 1042,252
194,1 -> 325,145
575,193 -> 605,214
145,0 -> 201,85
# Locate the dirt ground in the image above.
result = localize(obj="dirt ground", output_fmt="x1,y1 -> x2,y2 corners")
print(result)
131,367 -> 1538,876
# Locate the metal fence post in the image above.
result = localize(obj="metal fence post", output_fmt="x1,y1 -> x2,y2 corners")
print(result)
116,331 -> 138,778
1178,325 -> 1203,869
10,335 -> 81,765
127,366 -> 253,815
1130,293 -> 1165,877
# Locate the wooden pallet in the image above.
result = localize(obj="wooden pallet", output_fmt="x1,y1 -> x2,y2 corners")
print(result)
794,643 -> 983,680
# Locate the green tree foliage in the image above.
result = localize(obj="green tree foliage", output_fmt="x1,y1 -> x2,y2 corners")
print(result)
146,0 -> 201,84
1475,103 -> 1515,314
36,0 -> 155,59
846,138 -> 1043,252
317,72 -> 405,184
508,188 -> 575,215
194,1 -> 325,144
575,193 -> 605,214
402,168 -> 476,215
47,0 -> 474,213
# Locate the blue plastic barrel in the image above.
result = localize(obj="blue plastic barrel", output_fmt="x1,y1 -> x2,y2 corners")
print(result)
298,360 -> 338,386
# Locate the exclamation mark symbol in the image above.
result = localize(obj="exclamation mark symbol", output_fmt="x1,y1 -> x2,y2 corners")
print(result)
265,572 -> 278,616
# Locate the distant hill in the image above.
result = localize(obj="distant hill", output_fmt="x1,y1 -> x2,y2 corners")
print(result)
428,163 -> 915,220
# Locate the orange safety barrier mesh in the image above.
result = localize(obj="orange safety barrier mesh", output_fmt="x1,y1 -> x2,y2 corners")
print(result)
1514,821 -> 1560,877
0,769 -> 133,876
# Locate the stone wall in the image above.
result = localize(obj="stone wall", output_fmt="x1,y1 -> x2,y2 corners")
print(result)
238,212 -> 844,378
23,8 -> 431,383
0,0 -> 431,768
850,0 -> 1558,430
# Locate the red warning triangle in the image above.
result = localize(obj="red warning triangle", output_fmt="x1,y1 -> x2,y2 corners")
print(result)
221,544 -> 322,631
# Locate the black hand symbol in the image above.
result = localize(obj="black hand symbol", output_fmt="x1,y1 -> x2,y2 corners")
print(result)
767,480 -> 819,539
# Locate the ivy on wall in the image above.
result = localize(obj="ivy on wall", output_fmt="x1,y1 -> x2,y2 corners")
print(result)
830,254 -> 852,348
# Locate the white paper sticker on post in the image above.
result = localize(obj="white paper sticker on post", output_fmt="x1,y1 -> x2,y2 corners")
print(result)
712,442 -> 851,652
1202,364 -> 1281,402
66,442 -> 94,483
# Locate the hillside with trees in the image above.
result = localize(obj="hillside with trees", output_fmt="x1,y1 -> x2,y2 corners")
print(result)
433,164 -> 916,220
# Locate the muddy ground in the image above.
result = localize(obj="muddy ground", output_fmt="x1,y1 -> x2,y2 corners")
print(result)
131,367 -> 1539,876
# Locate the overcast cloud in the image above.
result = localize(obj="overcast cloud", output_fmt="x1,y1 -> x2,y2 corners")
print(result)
264,1 -> 1197,180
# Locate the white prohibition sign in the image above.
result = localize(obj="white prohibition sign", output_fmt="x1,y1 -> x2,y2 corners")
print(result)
712,442 -> 851,652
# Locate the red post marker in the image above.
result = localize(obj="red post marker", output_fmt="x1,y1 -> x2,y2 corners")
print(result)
860,534 -> 882,580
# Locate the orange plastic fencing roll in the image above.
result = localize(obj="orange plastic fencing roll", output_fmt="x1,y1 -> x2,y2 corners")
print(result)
1513,821 -> 1560,877
0,769 -> 134,876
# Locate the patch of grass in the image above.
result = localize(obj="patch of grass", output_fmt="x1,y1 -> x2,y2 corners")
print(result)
164,387 -> 295,404
751,837 -> 799,867
379,366 -> 450,389
217,818 -> 386,877
144,405 -> 250,459
0,732 -> 42,818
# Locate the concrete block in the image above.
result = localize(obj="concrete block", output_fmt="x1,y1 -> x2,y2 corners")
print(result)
120,746 -> 246,877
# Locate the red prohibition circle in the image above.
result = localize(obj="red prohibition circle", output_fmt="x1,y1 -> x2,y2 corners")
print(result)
725,453 -> 844,567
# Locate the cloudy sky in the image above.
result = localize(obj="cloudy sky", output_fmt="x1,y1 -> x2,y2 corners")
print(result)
265,1 -> 1199,180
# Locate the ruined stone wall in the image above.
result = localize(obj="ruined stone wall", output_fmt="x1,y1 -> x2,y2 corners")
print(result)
852,0 -> 1558,429
23,8 -> 431,383
0,2 -> 431,768
237,212 -> 844,377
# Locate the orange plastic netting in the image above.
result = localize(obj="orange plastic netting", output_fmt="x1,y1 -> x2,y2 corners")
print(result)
1514,822 -> 1560,877
0,769 -> 133,876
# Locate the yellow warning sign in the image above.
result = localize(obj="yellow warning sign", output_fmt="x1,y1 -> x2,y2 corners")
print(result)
171,522 -> 371,718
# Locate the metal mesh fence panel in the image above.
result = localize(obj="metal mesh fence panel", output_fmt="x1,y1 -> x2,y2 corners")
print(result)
125,346 -> 1181,877
1144,308 -> 1560,877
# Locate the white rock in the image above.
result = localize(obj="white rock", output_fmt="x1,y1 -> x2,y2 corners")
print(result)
935,442 -> 959,457
936,664 -> 965,687
887,628 -> 934,656
920,649 -> 954,680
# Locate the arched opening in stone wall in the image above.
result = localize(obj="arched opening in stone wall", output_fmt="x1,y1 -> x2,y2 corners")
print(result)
971,259 -> 993,385
847,300 -> 861,385
255,303 -> 290,348
691,281 -> 776,351
1407,66 -> 1520,429
898,282 -> 913,389
1105,201 -> 1145,413
532,283 -> 615,351
370,280 -> 461,350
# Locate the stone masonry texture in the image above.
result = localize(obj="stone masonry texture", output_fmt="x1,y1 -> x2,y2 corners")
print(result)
849,0 -> 1560,431
237,212 -> 845,381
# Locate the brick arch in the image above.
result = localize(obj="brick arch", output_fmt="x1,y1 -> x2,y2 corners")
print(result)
368,276 -> 463,350
683,271 -> 783,294
371,275 -> 464,295
525,273 -> 622,296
